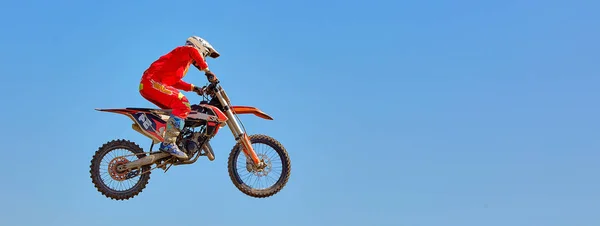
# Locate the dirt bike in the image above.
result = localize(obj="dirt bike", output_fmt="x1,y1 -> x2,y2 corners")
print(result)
89,79 -> 291,200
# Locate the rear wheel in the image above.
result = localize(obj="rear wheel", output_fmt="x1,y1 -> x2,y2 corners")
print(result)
89,139 -> 151,200
227,134 -> 291,198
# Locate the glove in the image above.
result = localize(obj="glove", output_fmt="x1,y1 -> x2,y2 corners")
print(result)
205,70 -> 219,83
192,85 -> 205,96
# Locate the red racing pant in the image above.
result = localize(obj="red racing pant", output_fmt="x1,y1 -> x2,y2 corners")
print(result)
139,77 -> 191,118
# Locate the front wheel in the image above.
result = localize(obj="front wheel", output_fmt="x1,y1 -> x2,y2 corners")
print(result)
227,134 -> 291,198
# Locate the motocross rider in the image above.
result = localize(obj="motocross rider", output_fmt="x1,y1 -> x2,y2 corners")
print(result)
139,35 -> 220,159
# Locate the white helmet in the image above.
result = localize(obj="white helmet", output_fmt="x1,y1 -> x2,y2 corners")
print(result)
185,35 -> 220,58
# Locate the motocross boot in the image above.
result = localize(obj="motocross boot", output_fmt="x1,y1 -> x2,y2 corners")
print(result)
159,114 -> 188,159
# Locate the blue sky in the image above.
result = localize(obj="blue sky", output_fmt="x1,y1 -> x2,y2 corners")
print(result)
1,0 -> 599,225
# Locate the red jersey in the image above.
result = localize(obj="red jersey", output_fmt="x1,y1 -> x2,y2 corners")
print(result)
142,46 -> 209,91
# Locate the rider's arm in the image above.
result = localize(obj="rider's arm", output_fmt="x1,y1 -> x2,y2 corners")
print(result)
188,46 -> 210,72
171,47 -> 210,92
187,46 -> 217,83
173,80 -> 195,91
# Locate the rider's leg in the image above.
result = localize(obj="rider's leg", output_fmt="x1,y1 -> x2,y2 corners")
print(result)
139,79 -> 192,159
139,79 -> 171,109
160,89 -> 192,159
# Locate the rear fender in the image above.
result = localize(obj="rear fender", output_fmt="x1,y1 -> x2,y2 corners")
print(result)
96,108 -> 167,143
230,106 -> 273,120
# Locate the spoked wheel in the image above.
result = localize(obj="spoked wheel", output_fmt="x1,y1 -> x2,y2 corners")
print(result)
90,139 -> 151,200
227,134 -> 291,198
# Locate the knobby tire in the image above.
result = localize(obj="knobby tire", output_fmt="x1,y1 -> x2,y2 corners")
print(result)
89,139 -> 151,200
227,134 -> 291,198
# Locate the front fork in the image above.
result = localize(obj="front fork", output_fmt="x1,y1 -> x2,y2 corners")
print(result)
215,90 -> 262,166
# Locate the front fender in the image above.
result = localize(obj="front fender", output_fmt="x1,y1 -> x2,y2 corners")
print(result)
230,106 -> 273,120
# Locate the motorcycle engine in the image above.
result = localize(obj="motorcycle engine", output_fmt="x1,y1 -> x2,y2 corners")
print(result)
180,131 -> 205,156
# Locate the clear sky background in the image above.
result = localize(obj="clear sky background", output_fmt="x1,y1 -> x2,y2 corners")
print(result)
1,0 -> 599,225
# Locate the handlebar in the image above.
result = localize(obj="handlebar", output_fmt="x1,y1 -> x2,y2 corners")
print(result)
196,72 -> 229,103
197,79 -> 220,98
207,80 -> 219,91
202,79 -> 232,105
206,74 -> 217,83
